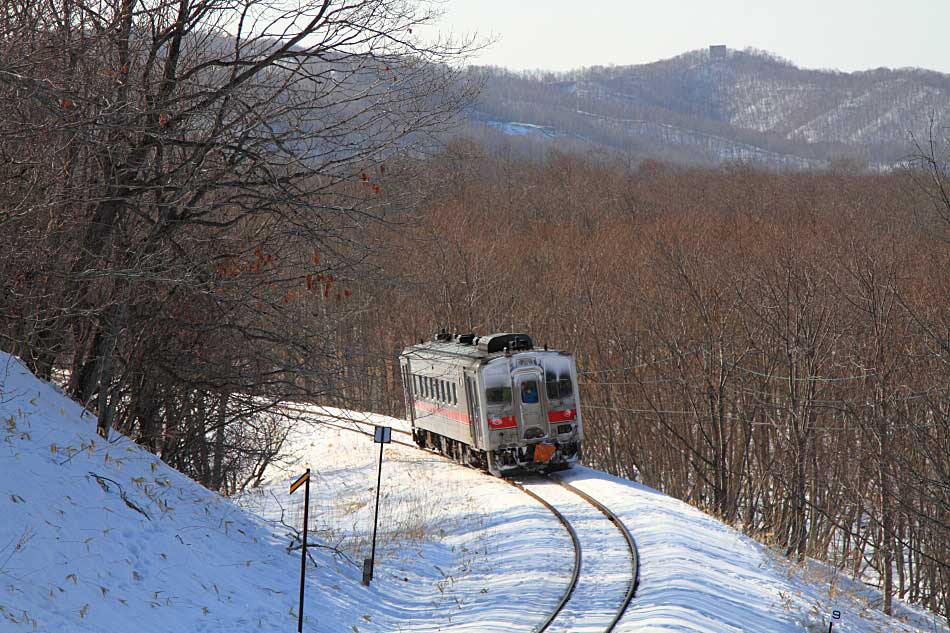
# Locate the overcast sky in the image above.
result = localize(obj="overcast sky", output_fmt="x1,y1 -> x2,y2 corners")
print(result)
432,0 -> 949,74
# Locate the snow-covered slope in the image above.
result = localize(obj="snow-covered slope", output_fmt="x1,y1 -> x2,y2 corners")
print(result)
469,48 -> 950,168
0,353 -> 372,632
3,353 -> 947,632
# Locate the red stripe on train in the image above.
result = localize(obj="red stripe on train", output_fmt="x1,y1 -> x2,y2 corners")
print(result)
547,409 -> 576,423
487,416 -> 517,430
414,400 -> 471,425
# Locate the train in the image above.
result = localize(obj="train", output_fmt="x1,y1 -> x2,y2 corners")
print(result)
399,331 -> 583,476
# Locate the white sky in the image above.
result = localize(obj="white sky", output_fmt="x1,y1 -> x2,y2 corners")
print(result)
431,0 -> 950,74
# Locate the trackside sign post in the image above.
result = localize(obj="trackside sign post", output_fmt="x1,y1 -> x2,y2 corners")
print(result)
290,469 -> 311,632
828,610 -> 841,632
363,426 -> 391,586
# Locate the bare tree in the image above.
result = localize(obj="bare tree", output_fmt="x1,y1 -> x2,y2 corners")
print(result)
0,0 -> 479,484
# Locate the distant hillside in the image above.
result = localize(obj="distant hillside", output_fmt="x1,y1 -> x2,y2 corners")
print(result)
461,47 -> 950,169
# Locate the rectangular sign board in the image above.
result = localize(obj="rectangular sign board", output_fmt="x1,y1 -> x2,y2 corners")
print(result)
374,426 -> 392,444
289,470 -> 310,495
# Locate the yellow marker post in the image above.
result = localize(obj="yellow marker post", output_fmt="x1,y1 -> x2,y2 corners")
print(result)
290,469 -> 310,632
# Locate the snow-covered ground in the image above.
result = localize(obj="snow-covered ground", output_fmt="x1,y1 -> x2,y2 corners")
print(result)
2,352 -> 947,632
244,404 -> 949,633
0,353 -> 380,632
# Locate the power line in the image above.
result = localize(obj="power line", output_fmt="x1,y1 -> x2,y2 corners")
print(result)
734,364 -> 877,383
576,346 -> 706,376
582,403 -> 944,431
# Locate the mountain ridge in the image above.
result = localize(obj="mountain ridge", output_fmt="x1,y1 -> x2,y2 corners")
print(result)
461,47 -> 950,168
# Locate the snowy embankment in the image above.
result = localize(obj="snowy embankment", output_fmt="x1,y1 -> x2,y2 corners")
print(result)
2,352 -> 947,632
0,353 -> 406,632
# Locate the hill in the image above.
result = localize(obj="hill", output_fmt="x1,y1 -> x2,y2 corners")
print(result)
463,47 -> 950,169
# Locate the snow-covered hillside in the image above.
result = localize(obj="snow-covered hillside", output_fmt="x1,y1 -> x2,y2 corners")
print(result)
469,47 -> 950,168
0,353 -> 377,632
2,352 -> 947,632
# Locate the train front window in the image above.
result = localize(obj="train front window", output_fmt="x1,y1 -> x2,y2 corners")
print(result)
521,380 -> 539,404
483,359 -> 513,407
544,356 -> 575,401
486,386 -> 511,405
557,373 -> 573,399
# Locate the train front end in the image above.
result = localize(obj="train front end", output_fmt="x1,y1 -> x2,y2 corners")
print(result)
478,335 -> 583,475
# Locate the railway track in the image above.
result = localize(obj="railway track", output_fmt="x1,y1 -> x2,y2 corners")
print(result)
278,407 -> 639,632
507,475 -> 639,633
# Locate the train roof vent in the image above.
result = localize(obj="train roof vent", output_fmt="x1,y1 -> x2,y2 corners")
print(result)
457,333 -> 476,345
477,333 -> 533,353
434,328 -> 452,342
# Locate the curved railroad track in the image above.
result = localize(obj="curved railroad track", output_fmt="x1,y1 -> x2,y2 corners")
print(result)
278,407 -> 638,632
507,475 -> 638,633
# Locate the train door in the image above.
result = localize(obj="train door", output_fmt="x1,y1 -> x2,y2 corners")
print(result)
465,373 -> 483,449
401,358 -> 416,425
514,372 -> 545,438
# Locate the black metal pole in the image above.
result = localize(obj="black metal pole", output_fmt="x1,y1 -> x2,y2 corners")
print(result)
369,442 -> 384,582
298,468 -> 310,633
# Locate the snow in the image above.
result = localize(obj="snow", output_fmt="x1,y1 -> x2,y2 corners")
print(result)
510,478 -> 632,632
238,406 -> 576,632
558,469 -> 948,632
484,120 -> 561,139
0,353 -> 371,632
2,352 -> 946,632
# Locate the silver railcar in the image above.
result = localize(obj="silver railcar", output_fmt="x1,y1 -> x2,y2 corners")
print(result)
399,332 -> 583,475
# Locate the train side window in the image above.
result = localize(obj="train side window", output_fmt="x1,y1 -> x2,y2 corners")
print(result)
452,383 -> 457,405
440,380 -> 446,403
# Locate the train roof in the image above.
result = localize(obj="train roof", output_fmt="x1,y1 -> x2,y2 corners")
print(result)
401,332 -> 569,364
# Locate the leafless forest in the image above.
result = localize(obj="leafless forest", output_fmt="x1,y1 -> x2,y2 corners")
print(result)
1,0 -> 948,623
